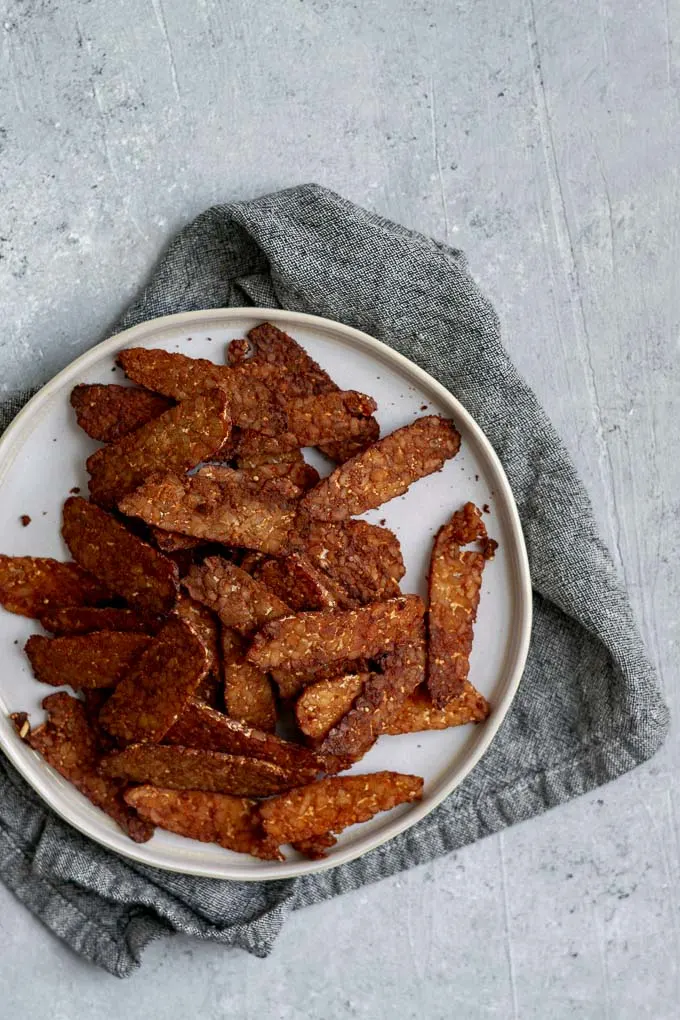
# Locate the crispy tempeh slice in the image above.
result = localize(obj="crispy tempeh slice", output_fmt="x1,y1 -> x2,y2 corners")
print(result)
245,322 -> 338,397
20,692 -> 153,842
165,698 -> 323,779
233,390 -> 378,456
0,555 -> 109,618
318,621 -> 427,761
259,771 -> 424,843
293,518 -> 404,606
295,673 -> 368,739
254,554 -> 340,612
291,833 -> 337,859
285,390 -> 378,447
38,606 -> 155,636
301,416 -> 461,520
244,323 -> 379,462
124,786 -> 283,860
87,389 -> 231,509
296,675 -> 490,740
427,520 -> 485,707
221,628 -> 277,731
384,682 -> 490,734
248,595 -> 424,672
70,383 -> 173,443
272,657 -> 370,700
62,497 -> 179,617
25,632 -> 151,690
118,470 -> 297,555
183,557 -> 291,635
101,744 -> 297,796
117,347 -> 286,434
99,617 -> 208,744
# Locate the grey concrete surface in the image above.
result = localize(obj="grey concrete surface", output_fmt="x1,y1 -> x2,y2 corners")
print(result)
1,0 -> 678,1016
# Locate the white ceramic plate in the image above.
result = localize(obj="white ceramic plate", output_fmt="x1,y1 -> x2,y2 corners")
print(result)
0,309 -> 531,881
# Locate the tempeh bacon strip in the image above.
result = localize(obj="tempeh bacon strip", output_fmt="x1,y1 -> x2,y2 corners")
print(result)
124,786 -> 283,860
259,772 -> 424,844
87,389 -> 231,508
301,415 -> 461,521
19,692 -> 153,842
427,518 -> 486,708
25,632 -> 151,690
62,497 -> 179,617
0,555 -> 109,618
101,744 -> 299,797
248,596 -> 424,672
99,617 -> 208,744
118,469 -> 297,555
70,384 -> 173,443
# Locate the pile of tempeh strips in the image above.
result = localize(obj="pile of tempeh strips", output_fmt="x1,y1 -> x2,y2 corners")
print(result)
2,323 -> 496,861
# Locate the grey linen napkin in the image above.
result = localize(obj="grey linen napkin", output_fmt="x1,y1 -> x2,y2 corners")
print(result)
0,185 -> 669,976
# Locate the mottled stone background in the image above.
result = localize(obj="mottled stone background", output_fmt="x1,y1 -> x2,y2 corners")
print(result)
0,0 -> 678,1016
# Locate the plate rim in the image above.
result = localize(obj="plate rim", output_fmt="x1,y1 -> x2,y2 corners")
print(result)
0,307 -> 532,881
